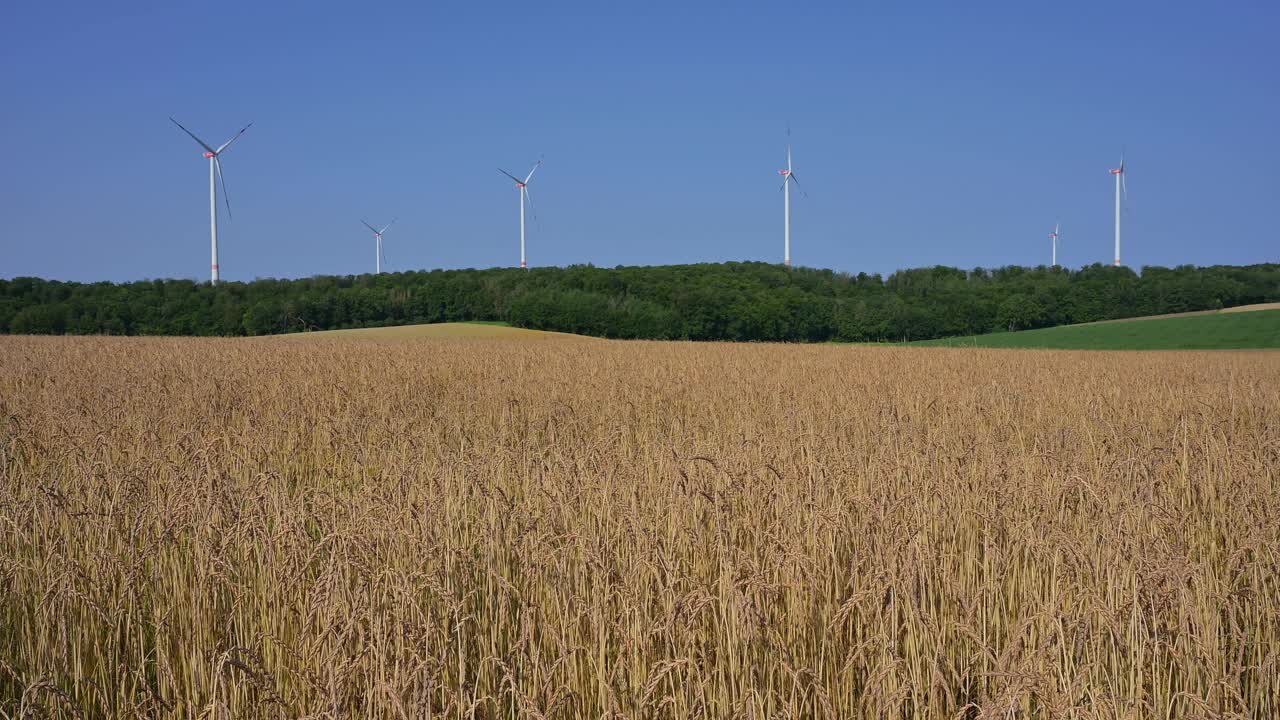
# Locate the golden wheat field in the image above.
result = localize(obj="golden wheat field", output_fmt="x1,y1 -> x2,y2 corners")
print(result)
1,335 -> 1277,719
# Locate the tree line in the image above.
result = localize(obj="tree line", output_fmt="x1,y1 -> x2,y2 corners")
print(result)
2,262 -> 1276,342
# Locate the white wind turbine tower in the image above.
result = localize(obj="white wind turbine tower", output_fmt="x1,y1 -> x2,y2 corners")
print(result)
498,160 -> 541,268
1049,223 -> 1061,267
1110,152 -> 1127,266
361,218 -> 396,274
170,117 -> 252,285
778,140 -> 801,267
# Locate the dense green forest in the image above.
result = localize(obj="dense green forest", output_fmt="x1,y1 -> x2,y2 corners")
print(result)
1,262 -> 1277,342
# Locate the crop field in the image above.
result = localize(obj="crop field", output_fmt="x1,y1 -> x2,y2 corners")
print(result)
1,336 -> 1277,718
276,322 -> 591,341
910,309 -> 1280,350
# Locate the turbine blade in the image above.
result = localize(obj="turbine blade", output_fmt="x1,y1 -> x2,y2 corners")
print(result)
361,219 -> 379,234
787,144 -> 793,173
523,159 -> 542,184
380,217 -> 398,234
215,122 -> 253,154
170,117 -> 215,154
215,157 -> 232,220
792,173 -> 807,198
524,186 -> 537,222
498,168 -> 523,184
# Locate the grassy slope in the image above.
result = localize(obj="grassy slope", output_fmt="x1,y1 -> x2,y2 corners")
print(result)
277,322 -> 592,341
1083,301 -> 1280,324
911,309 -> 1280,350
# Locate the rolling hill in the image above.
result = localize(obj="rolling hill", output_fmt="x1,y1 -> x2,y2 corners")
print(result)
909,307 -> 1280,350
276,322 -> 592,341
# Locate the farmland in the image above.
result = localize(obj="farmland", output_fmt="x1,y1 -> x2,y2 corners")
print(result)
275,321 -> 590,341
1,336 -> 1277,717
910,308 -> 1280,350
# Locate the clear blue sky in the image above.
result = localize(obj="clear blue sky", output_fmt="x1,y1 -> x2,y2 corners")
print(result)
1,0 -> 1276,283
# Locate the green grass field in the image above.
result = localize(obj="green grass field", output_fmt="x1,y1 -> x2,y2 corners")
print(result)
910,309 -> 1280,350
277,322 -> 592,341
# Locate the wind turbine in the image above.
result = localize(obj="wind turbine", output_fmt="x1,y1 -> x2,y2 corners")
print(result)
170,117 -> 252,285
1110,152 -> 1127,267
778,139 -> 801,268
1049,223 -> 1061,267
361,218 -> 396,274
498,160 -> 541,268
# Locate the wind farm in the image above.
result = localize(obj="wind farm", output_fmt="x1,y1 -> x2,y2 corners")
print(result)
157,126 -> 1138,283
2,4 -> 1278,719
